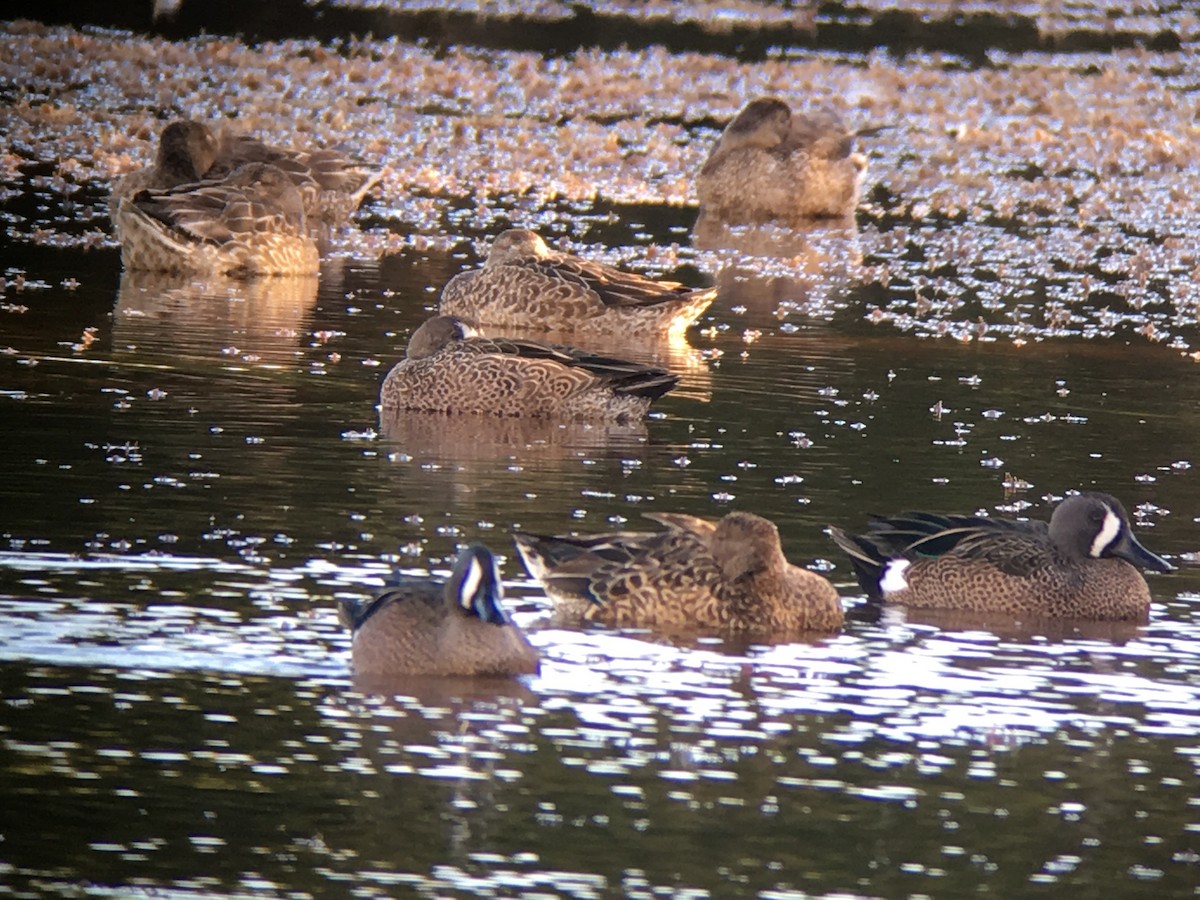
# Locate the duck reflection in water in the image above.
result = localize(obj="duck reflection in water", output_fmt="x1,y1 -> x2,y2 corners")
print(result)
332,678 -> 535,868
114,269 -> 319,363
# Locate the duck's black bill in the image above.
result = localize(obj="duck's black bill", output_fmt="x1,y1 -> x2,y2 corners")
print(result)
1114,532 -> 1175,573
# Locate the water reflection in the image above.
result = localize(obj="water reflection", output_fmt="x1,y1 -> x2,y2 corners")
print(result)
4,16 -> 1200,895
113,270 -> 319,365
881,606 -> 1144,643
693,217 -> 864,324
379,407 -> 652,463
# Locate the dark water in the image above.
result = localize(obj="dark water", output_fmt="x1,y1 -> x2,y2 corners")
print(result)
4,8 -> 1200,898
3,232 -> 1199,898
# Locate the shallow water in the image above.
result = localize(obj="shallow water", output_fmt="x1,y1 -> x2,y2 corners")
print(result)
4,7 -> 1200,899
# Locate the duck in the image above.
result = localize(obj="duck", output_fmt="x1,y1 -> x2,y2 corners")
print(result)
439,229 -> 716,338
380,315 -> 679,423
114,162 -> 320,276
338,543 -> 539,678
696,97 -> 867,225
110,118 -> 382,228
206,127 -> 383,228
108,120 -> 219,219
828,492 -> 1173,621
514,511 -> 844,632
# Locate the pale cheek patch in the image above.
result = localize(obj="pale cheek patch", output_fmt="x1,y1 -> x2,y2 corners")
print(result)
881,559 -> 911,594
1089,509 -> 1121,558
459,557 -> 484,610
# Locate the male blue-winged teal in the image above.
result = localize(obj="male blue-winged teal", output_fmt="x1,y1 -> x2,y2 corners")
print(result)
115,162 -> 320,276
697,97 -> 868,224
339,544 -> 539,678
439,229 -> 717,337
380,315 -> 679,423
514,511 -> 844,632
828,492 -> 1173,621
110,118 -> 382,228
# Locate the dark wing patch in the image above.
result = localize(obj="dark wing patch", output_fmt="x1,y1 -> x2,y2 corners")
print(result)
469,337 -> 679,400
519,254 -> 702,310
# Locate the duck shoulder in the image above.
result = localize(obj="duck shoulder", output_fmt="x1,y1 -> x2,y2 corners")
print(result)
338,580 -> 441,632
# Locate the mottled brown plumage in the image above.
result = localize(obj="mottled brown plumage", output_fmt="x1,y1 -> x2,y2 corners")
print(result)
206,129 -> 383,227
109,120 -> 219,219
697,97 -> 868,224
440,229 -> 716,337
380,315 -> 679,423
515,511 -> 843,632
110,119 -> 382,229
116,162 -> 319,276
339,544 -> 538,678
829,492 -> 1173,621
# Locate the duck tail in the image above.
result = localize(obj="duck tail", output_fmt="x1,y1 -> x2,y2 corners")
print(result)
614,369 -> 679,401
827,526 -> 887,600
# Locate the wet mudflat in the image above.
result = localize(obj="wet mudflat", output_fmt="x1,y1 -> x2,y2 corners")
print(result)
2,3 -> 1200,897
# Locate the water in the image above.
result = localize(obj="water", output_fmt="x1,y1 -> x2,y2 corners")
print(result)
3,8 -> 1200,898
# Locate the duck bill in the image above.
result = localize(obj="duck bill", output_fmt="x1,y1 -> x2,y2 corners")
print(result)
1112,531 -> 1174,573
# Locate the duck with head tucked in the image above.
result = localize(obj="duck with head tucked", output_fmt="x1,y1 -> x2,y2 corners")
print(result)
380,315 -> 679,424
115,161 -> 320,277
828,492 -> 1173,621
339,543 -> 539,678
515,511 -> 844,633
108,120 -> 219,219
439,229 -> 717,338
697,97 -> 868,225
110,118 -> 383,229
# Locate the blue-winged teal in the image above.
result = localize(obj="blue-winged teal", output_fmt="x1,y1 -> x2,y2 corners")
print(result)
380,315 -> 679,423
515,511 -> 843,632
207,128 -> 383,228
439,229 -> 717,338
111,119 -> 382,228
339,544 -> 539,678
828,492 -> 1173,621
697,97 -> 867,224
115,162 -> 320,276
109,120 -> 219,219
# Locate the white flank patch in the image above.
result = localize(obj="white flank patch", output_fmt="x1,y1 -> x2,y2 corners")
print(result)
880,559 -> 911,594
459,556 -> 484,609
1089,509 -> 1121,558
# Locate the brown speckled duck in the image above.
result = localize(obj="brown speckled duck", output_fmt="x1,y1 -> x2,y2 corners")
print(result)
515,511 -> 844,632
109,120 -> 219,219
115,162 -> 319,276
110,118 -> 382,228
339,544 -> 539,678
380,315 -> 679,423
697,97 -> 867,224
828,492 -> 1173,621
439,229 -> 716,338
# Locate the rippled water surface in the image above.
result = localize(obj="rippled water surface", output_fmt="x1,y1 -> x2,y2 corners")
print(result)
4,4 -> 1200,898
